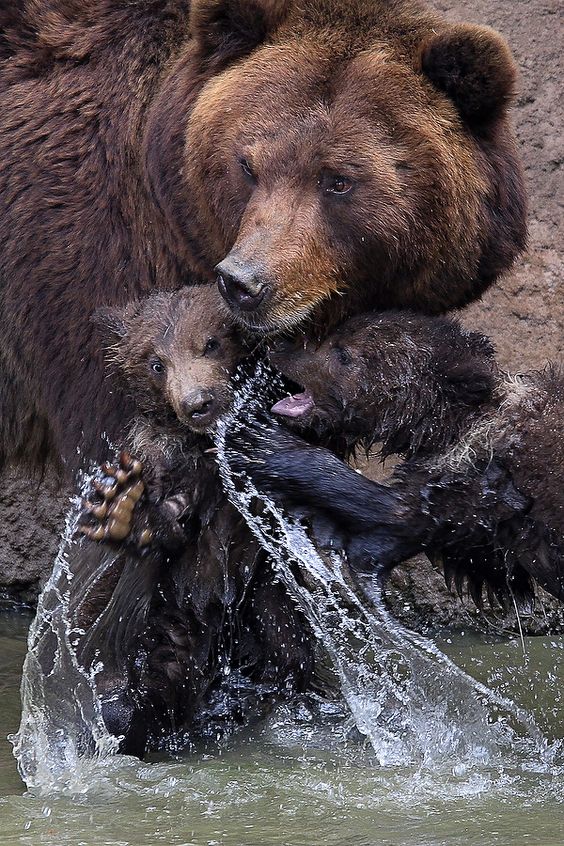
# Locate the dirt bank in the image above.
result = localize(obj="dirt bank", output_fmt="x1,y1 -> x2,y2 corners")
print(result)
378,0 -> 563,632
438,0 -> 563,371
0,0 -> 562,632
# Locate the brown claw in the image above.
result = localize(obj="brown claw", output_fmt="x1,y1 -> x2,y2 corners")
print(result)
119,450 -> 133,468
100,464 -> 130,486
112,494 -> 136,521
126,479 -> 145,503
81,453 -> 145,545
120,451 -> 143,476
82,499 -> 108,521
93,479 -> 118,500
79,524 -> 107,543
130,459 -> 143,476
107,518 -> 132,542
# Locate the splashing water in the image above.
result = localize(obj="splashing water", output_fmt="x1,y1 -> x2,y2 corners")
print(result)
8,364 -> 561,799
216,361 -> 560,770
9,473 -> 121,793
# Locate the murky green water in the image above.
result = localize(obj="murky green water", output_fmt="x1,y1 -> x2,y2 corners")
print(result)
1,612 -> 563,846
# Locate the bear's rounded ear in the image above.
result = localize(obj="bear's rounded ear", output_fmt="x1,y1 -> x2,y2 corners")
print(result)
91,306 -> 129,342
433,323 -> 497,406
421,24 -> 517,126
441,358 -> 496,407
190,0 -> 289,65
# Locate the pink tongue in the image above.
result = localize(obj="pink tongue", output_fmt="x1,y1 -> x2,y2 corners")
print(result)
271,391 -> 315,418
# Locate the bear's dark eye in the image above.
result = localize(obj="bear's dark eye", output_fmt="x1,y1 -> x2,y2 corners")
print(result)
334,345 -> 352,365
150,357 -> 165,375
203,337 -> 220,356
321,174 -> 353,196
330,176 -> 352,194
239,157 -> 257,183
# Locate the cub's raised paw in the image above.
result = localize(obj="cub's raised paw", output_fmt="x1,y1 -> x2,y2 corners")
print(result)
79,451 -> 151,545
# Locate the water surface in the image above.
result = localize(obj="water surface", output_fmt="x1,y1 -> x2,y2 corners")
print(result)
2,613 -> 563,846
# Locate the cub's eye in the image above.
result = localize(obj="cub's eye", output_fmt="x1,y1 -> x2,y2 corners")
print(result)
333,345 -> 352,365
203,337 -> 220,356
321,174 -> 353,196
239,158 -> 256,183
150,357 -> 165,375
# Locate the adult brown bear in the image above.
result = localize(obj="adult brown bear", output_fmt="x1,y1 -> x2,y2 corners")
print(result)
0,0 -> 525,473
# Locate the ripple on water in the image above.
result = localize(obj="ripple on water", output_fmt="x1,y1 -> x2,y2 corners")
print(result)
1,734 -> 563,846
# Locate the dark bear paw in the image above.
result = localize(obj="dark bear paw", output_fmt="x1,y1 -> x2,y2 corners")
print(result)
79,451 -> 152,546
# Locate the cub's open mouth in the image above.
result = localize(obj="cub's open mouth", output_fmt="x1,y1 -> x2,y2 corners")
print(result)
271,390 -> 315,419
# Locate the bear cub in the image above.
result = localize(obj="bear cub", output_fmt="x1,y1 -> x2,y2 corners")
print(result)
81,284 -> 244,549
229,312 -> 564,608
73,285 -> 311,756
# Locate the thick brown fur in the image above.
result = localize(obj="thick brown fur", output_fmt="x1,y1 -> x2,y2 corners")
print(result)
268,312 -> 499,459
69,285 -> 312,755
229,313 -> 563,607
0,0 -> 525,473
95,285 -> 243,455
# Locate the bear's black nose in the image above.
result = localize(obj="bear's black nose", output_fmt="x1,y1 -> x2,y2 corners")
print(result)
216,258 -> 268,312
181,389 -> 215,424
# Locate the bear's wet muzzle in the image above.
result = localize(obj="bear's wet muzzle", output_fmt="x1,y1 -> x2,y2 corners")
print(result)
216,257 -> 270,313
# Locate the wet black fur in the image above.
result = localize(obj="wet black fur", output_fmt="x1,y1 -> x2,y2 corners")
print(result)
229,313 -> 564,609
70,447 -> 312,756
65,289 -> 313,756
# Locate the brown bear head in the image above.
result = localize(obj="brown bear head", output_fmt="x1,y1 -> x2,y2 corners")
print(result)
95,286 -> 244,433
268,311 -> 497,457
144,0 -> 525,334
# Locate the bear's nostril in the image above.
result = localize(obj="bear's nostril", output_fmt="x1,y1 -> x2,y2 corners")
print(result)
195,399 -> 213,416
216,260 -> 268,313
217,272 -> 266,311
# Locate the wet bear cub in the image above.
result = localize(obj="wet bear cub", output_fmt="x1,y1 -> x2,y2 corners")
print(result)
74,285 -> 311,756
74,284 -> 248,752
230,312 -> 564,608
81,284 -> 244,549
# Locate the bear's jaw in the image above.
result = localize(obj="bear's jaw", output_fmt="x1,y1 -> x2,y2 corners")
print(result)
127,414 -> 205,461
229,301 -> 318,335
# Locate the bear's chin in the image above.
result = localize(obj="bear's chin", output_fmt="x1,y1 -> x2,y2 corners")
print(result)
230,301 -> 320,336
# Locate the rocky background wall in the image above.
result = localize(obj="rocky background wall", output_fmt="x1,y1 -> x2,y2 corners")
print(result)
1,0 -> 562,632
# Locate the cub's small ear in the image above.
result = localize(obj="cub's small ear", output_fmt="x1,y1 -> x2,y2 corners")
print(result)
442,359 -> 496,407
421,24 -> 517,126
91,306 -> 129,342
190,0 -> 289,65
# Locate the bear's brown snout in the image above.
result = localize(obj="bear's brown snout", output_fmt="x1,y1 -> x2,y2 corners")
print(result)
179,388 -> 216,426
216,256 -> 269,313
